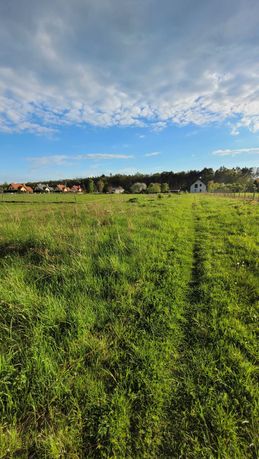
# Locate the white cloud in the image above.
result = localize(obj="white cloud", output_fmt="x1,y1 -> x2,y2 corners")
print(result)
212,147 -> 259,156
144,152 -> 161,157
0,1 -> 259,134
27,155 -> 70,167
27,153 -> 134,168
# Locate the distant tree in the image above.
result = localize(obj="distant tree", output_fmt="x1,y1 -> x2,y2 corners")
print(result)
161,182 -> 169,193
130,182 -> 147,193
147,182 -> 161,193
103,183 -> 113,193
87,178 -> 95,193
96,179 -> 105,193
232,182 -> 246,192
208,181 -> 248,193
208,181 -> 219,192
208,181 -> 221,192
200,168 -> 214,184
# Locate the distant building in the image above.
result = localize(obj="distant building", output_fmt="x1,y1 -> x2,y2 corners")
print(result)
190,179 -> 207,193
7,183 -> 33,193
112,186 -> 125,194
71,185 -> 83,193
8,183 -> 26,192
55,184 -> 70,192
25,185 -> 33,193
34,183 -> 51,193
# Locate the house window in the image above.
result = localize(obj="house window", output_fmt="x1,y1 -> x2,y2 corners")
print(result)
195,184 -> 198,188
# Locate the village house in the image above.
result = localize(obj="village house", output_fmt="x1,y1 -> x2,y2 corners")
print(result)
7,183 -> 33,193
7,183 -> 27,192
70,185 -> 83,193
55,184 -> 70,192
34,183 -> 52,193
190,179 -> 207,193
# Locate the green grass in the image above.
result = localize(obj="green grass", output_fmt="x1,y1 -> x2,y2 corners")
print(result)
0,194 -> 258,458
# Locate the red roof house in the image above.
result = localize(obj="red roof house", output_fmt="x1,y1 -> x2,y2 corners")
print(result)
8,183 -> 30,192
71,185 -> 83,193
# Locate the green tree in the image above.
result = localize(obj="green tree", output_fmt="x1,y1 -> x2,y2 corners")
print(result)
201,168 -> 214,184
208,181 -> 219,192
96,179 -> 105,193
147,183 -> 161,193
231,183 -> 245,192
87,178 -> 95,193
161,182 -> 169,193
130,182 -> 147,193
103,184 -> 113,193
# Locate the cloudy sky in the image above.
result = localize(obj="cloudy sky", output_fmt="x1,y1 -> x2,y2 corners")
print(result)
0,0 -> 259,182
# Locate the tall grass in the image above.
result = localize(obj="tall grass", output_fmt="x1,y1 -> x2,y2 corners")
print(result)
0,194 -> 258,457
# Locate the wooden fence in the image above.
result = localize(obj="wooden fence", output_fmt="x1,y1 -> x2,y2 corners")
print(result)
210,191 -> 259,201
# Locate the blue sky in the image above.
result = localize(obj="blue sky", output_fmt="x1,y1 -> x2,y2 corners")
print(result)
0,0 -> 259,182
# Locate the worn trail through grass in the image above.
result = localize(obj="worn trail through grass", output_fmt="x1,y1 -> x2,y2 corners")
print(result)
163,198 -> 258,458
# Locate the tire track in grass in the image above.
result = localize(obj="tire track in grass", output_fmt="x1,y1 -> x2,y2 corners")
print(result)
162,198 -> 258,459
78,197 -> 195,458
161,199 -> 211,458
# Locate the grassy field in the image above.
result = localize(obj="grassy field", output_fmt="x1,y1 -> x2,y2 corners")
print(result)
0,194 -> 258,458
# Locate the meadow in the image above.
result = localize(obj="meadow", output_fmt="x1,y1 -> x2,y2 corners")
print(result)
0,193 -> 258,458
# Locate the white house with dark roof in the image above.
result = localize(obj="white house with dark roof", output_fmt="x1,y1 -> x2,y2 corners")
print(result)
34,183 -> 51,192
190,179 -> 207,193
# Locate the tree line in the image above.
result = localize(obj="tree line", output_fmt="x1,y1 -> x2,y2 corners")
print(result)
2,166 -> 258,193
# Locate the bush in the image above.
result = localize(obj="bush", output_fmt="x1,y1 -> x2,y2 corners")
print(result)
147,183 -> 161,193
